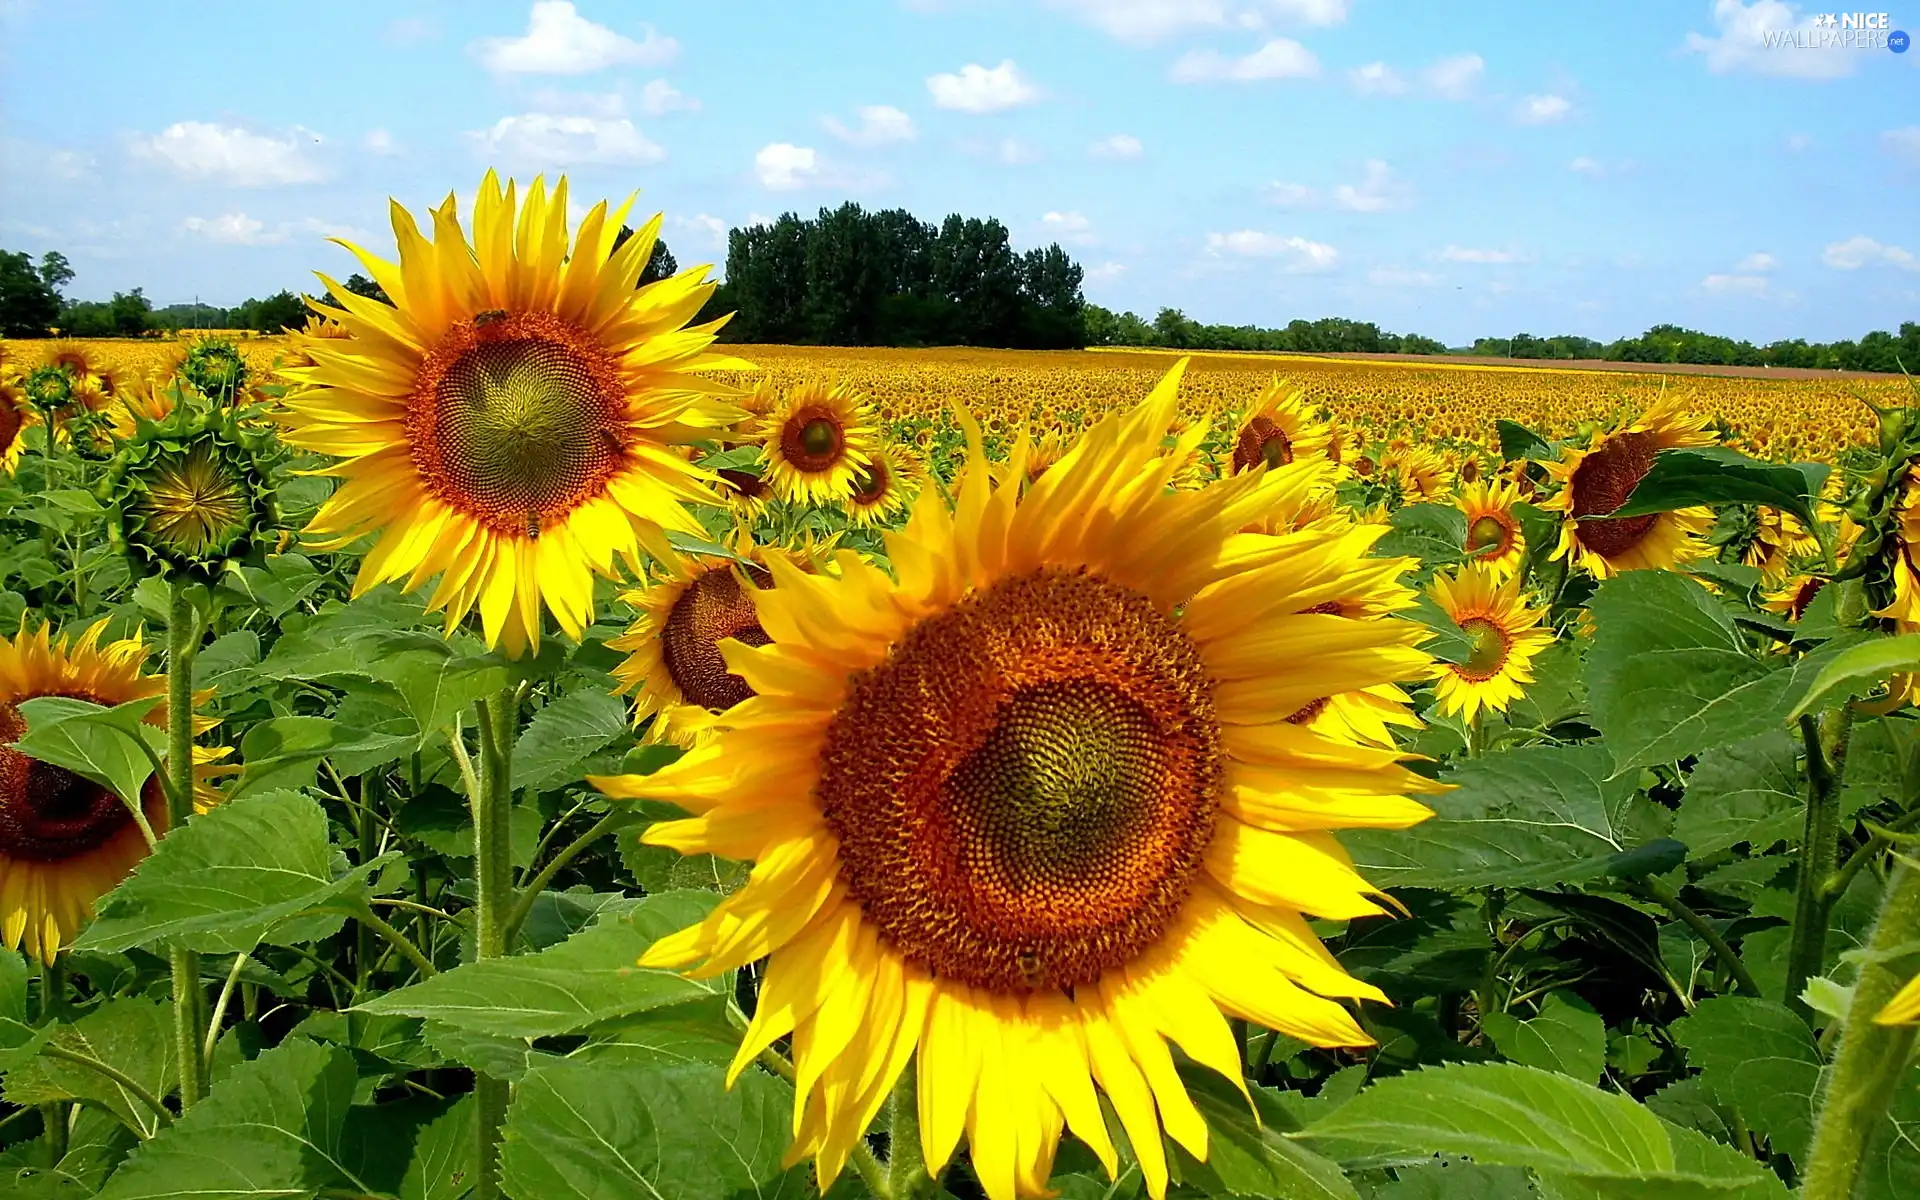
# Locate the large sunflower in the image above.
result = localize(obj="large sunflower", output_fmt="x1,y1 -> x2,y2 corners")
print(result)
1543,396 -> 1716,578
277,170 -> 748,657
0,620 -> 229,962
0,377 -> 35,475
1427,566 -> 1555,723
593,363 -> 1439,1200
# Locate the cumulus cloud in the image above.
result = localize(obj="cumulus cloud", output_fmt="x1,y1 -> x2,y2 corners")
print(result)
1205,230 -> 1338,270
181,213 -> 281,245
1169,38 -> 1318,83
1440,245 -> 1525,264
994,138 -> 1043,165
1331,159 -> 1408,211
1039,210 -> 1094,244
1260,181 -> 1315,207
1042,0 -> 1347,45
1823,235 -> 1918,270
1568,156 -> 1604,176
1735,251 -> 1776,272
1086,261 -> 1127,282
1516,93 -> 1572,124
1089,133 -> 1144,159
133,122 -> 327,186
927,60 -> 1041,112
1349,61 -> 1406,96
755,143 -> 820,190
469,113 -> 665,167
363,129 -> 398,155
1702,272 -> 1772,296
824,105 -> 917,147
1421,53 -> 1484,99
640,79 -> 698,116
1683,0 -> 1852,79
671,212 -> 728,252
475,1 -> 677,74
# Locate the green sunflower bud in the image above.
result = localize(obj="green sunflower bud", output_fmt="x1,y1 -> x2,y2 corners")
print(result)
99,407 -> 278,581
23,364 -> 74,412
179,336 -> 250,405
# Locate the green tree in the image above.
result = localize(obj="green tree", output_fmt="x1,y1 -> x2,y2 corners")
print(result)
342,273 -> 390,305
0,249 -> 63,336
38,250 -> 74,296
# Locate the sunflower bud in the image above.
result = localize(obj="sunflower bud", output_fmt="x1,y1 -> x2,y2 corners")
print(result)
98,408 -> 278,581
180,336 -> 250,405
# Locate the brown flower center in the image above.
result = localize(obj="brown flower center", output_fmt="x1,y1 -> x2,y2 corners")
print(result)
406,310 -> 630,538
1569,431 -> 1660,558
818,567 -> 1221,994
1232,417 -> 1292,474
781,406 -> 847,474
1467,514 -> 1513,558
660,567 -> 774,712
0,701 -> 145,862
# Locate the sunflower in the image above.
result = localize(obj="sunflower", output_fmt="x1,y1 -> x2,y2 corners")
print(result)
0,378 -> 34,475
1457,478 -> 1526,580
1743,509 -> 1820,582
1876,476 -> 1920,624
1228,380 -> 1330,474
1543,396 -> 1716,578
592,363 -> 1439,1200
1391,445 -> 1453,502
844,444 -> 917,527
101,409 -> 278,581
758,382 -> 877,505
1880,972 -> 1920,1025
42,342 -> 108,392
277,170 -> 749,658
1763,575 -> 1826,622
1427,566 -> 1555,723
0,619 -> 230,963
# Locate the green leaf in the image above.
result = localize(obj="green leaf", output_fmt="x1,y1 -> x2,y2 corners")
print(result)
0,949 -> 49,1073
356,891 -> 722,1037
695,445 -> 766,472
1300,1062 -> 1785,1196
234,714 -> 417,796
1612,446 -> 1828,528
1497,419 -> 1555,462
368,634 -> 513,741
0,1107 -> 137,1198
1788,633 -> 1920,720
1587,571 -> 1855,773
1669,997 -> 1820,1164
512,689 -> 631,794
1374,504 -> 1468,569
1673,730 -> 1802,856
13,695 -> 165,812
192,630 -> 261,698
500,1046 -> 809,1200
1171,1068 -> 1360,1199
337,1096 -> 476,1200
2,997 -> 177,1139
75,789 -> 393,954
1483,993 -> 1607,1084
1344,744 -> 1637,890
96,1038 -> 375,1200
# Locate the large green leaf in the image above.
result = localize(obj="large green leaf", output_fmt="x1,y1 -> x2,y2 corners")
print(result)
1172,1068 -> 1360,1199
2,998 -> 177,1139
368,633 -> 513,741
1788,633 -> 1920,720
356,891 -> 722,1037
1303,1063 -> 1786,1197
1611,446 -> 1828,528
1344,744 -> 1639,889
1672,730 -> 1803,856
75,789 -> 394,954
337,1096 -> 476,1200
1669,997 -> 1820,1164
0,1107 -> 137,1199
1587,571 -> 1852,773
96,1038 -> 374,1200
1483,992 -> 1607,1084
234,715 -> 413,796
512,689 -> 630,794
1374,504 -> 1469,570
13,695 -> 165,812
500,1045 -> 808,1200
0,948 -> 49,1073
1497,419 -> 1555,463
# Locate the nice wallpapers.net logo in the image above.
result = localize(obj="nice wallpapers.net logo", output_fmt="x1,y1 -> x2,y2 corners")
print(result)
1761,11 -> 1912,51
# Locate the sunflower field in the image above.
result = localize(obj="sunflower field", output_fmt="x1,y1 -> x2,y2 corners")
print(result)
1,175 -> 1919,1200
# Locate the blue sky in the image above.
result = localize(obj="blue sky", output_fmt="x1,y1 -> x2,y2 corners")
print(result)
1,0 -> 1914,345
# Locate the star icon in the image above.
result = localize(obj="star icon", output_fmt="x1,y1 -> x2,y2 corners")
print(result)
1818,12 -> 1837,26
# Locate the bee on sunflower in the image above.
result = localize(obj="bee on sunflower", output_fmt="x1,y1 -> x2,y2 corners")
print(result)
276,170 -> 750,658
1427,566 -> 1555,723
594,363 -> 1439,1200
757,381 -> 878,505
1542,395 -> 1717,578
0,619 -> 231,962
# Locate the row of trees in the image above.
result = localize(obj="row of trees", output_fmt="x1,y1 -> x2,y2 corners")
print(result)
0,249 -> 314,337
1085,306 -> 1448,355
1467,323 -> 1920,373
708,205 -> 1087,348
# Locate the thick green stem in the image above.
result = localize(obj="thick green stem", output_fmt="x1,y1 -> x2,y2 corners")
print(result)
886,1068 -> 930,1200
166,578 -> 207,1109
469,689 -> 518,1200
501,810 -> 627,946
1800,862 -> 1920,1200
1786,707 -> 1856,1017
1636,877 -> 1762,998
41,1044 -> 175,1135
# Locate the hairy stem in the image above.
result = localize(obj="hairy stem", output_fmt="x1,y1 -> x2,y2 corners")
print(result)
1786,706 -> 1856,1017
470,689 -> 519,1200
166,577 -> 207,1109
501,810 -> 629,946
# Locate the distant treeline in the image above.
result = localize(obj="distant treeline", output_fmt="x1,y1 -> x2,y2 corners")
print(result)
1463,323 -> 1920,373
1085,306 -> 1449,356
701,204 -> 1087,349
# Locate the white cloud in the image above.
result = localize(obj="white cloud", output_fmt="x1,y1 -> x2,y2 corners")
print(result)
362,129 -> 398,155
1735,251 -> 1776,272
755,142 -> 820,190
476,1 -> 676,74
640,79 -> 698,116
1331,159 -> 1408,211
1040,210 -> 1094,244
996,138 -> 1043,165
1086,261 -> 1127,282
1043,0 -> 1347,45
671,212 -> 728,253
181,213 -> 281,245
824,105 -> 917,147
1702,273 -> 1772,296
1823,235 -> 1918,270
1089,133 -> 1144,160
1349,61 -> 1406,96
1440,245 -> 1525,264
1421,53 -> 1484,99
1568,156 -> 1604,176
469,113 -> 664,166
1368,266 -> 1439,288
1170,38 -> 1318,83
1683,0 -> 1852,79
1205,230 -> 1338,270
927,60 -> 1041,112
1885,126 -> 1920,162
132,122 -> 327,186
1516,93 -> 1572,124
1260,181 -> 1315,207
